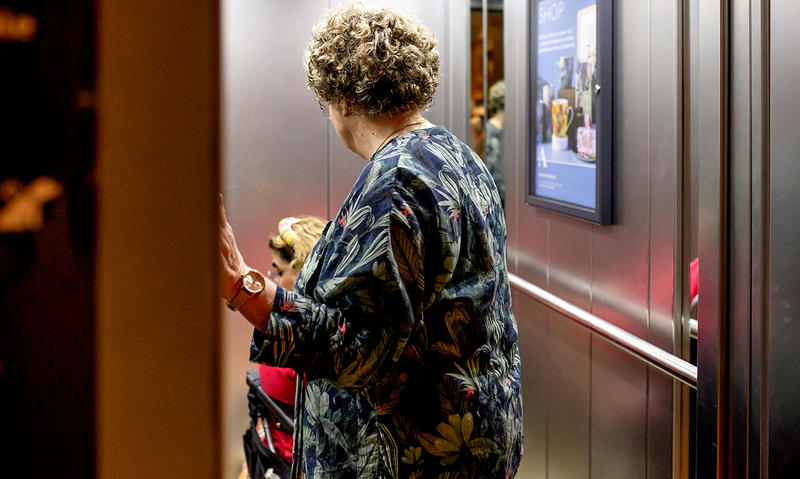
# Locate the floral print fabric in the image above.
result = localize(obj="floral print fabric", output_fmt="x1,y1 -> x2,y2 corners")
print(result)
251,126 -> 523,478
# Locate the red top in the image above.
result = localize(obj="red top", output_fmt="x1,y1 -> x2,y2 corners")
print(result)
258,364 -> 297,405
258,364 -> 297,463
689,258 -> 699,302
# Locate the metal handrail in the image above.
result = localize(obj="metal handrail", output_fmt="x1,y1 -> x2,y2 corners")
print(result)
689,319 -> 698,339
508,273 -> 698,389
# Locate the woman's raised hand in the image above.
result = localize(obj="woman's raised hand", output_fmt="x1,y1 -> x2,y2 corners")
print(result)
218,194 -> 247,300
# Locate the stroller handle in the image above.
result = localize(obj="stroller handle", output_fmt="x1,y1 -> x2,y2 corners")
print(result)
246,369 -> 295,433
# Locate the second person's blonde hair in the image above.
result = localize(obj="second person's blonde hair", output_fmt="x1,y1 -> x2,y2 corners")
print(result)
268,216 -> 327,272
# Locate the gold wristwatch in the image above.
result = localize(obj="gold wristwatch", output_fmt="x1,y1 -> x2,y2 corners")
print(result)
225,269 -> 266,311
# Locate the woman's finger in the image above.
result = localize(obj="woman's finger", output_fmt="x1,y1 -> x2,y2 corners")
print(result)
217,193 -> 248,297
218,193 -> 228,227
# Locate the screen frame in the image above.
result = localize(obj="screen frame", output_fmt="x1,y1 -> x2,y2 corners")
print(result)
526,0 -> 614,225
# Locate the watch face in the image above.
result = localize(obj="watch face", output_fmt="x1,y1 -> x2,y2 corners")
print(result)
242,270 -> 265,294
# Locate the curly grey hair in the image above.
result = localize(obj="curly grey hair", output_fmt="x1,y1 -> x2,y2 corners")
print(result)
305,4 -> 440,117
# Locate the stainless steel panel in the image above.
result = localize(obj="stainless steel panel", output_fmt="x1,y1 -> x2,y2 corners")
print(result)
446,0 -> 471,142
590,1 -> 651,477
722,1 -> 773,476
729,0 -> 753,476
222,0 -> 330,252
686,0 -> 701,265
648,369 -> 676,479
696,0 -> 727,475
591,340 -> 648,479
769,1 -> 800,476
513,168 -> 549,287
502,0 -> 524,277
648,1 -> 679,477
648,0 -> 679,354
549,220 -> 593,310
513,291 -> 549,479
683,4 -> 702,479
547,311 -> 591,478
513,191 -> 549,290
748,0 -> 769,475
544,219 -> 591,478
682,0 -> 699,360
221,1 -> 329,475
591,0 -> 650,338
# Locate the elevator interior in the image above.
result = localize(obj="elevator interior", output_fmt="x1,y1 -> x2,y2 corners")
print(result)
3,0 -> 799,477
220,0 -> 698,477
221,1 -> 799,477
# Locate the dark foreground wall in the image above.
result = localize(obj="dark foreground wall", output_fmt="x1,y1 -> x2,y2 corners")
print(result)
0,1 -> 96,477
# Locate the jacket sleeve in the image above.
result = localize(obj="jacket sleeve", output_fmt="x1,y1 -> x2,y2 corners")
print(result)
249,175 -> 435,390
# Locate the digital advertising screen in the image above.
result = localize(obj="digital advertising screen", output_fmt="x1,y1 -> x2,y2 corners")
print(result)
532,0 -> 598,210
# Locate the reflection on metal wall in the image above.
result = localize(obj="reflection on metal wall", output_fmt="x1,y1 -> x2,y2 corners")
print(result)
221,1 -> 466,475
505,1 -> 681,477
769,1 -> 800,475
222,1 -> 328,474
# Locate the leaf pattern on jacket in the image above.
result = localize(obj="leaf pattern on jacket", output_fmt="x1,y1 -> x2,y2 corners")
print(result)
250,126 -> 523,478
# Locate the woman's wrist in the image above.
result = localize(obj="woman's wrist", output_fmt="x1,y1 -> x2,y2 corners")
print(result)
237,280 -> 278,332
221,264 -> 248,301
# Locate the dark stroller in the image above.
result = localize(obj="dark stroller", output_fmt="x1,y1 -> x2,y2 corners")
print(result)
243,369 -> 294,479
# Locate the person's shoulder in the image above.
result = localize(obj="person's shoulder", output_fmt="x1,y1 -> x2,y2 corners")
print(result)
407,125 -> 463,153
352,154 -> 400,194
366,126 -> 476,198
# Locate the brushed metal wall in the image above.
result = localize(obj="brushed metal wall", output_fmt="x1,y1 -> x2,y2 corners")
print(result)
221,1 -> 328,474
221,1 -> 467,475
768,1 -> 800,475
505,1 -> 682,477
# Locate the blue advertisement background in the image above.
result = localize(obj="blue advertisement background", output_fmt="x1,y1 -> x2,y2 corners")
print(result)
537,0 -> 596,89
534,0 -> 597,209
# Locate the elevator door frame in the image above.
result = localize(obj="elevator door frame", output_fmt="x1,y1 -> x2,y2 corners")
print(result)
695,0 -> 771,477
695,0 -> 729,476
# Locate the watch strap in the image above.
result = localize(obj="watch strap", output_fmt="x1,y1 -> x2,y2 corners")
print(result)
225,269 -> 266,312
226,286 -> 252,311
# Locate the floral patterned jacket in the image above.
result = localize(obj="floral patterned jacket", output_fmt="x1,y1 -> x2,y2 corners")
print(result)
251,126 -> 523,479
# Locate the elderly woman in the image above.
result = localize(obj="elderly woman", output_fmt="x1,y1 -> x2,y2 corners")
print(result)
220,5 -> 523,478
